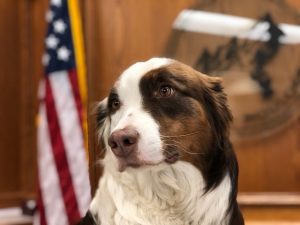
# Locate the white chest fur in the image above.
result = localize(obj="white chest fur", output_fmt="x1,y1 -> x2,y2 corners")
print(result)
90,158 -> 232,225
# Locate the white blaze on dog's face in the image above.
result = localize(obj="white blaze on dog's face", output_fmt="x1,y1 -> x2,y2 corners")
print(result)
107,58 -> 170,171
97,58 -> 232,173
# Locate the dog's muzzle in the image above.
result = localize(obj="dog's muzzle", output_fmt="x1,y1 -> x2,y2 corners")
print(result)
108,126 -> 141,171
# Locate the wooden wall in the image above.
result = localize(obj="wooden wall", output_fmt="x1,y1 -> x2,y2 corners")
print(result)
0,1 -> 21,204
0,0 -> 300,208
0,0 -> 48,207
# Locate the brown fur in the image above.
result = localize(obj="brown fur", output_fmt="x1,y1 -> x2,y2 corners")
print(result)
140,62 -> 232,173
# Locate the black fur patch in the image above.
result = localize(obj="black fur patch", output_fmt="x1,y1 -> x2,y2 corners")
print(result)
107,88 -> 121,114
140,70 -> 198,119
77,211 -> 98,225
96,101 -> 107,129
199,83 -> 233,192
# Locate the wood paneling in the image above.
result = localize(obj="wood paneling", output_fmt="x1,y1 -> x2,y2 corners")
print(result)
236,117 -> 300,192
20,0 -> 48,198
0,0 -> 22,197
0,0 -> 47,207
287,0 -> 300,9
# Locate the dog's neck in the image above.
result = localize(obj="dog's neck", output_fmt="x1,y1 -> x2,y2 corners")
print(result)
90,154 -> 232,225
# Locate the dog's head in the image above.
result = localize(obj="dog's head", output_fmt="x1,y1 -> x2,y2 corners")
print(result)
96,58 -> 232,182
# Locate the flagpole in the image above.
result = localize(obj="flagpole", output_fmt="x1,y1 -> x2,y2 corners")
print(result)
68,0 -> 89,156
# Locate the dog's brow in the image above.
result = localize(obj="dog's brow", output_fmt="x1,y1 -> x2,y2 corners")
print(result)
155,70 -> 186,84
109,88 -> 118,96
108,88 -> 119,107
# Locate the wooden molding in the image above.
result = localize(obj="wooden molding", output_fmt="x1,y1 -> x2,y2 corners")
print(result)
0,191 -> 35,208
238,192 -> 300,206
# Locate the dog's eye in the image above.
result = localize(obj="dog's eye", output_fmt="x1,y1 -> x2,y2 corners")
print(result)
111,98 -> 121,110
159,85 -> 174,98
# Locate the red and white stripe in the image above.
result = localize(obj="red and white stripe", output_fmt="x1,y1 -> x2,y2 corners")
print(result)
36,71 -> 91,225
37,101 -> 69,225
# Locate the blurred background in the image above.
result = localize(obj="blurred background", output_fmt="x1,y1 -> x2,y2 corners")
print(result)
0,0 -> 300,224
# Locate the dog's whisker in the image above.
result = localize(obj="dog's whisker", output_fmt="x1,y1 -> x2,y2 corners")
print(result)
98,146 -> 107,156
159,130 -> 203,138
163,143 -> 205,155
162,139 -> 193,148
165,142 -> 204,155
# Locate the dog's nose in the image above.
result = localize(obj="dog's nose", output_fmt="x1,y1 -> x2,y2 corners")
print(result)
108,127 -> 139,157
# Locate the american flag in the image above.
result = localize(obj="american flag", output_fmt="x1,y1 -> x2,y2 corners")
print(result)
35,0 -> 91,224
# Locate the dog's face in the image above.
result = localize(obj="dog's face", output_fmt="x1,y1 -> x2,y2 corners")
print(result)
97,58 -> 232,174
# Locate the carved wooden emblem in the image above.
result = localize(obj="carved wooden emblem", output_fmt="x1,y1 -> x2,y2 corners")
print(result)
165,0 -> 300,140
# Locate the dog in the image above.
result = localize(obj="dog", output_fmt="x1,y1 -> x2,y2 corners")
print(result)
79,58 -> 244,225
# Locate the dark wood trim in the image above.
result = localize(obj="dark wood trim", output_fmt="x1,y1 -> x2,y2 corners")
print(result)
0,191 -> 35,208
0,0 -> 47,208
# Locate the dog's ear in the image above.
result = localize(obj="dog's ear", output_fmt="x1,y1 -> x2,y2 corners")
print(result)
201,75 -> 233,145
95,98 -> 110,146
96,98 -> 108,129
